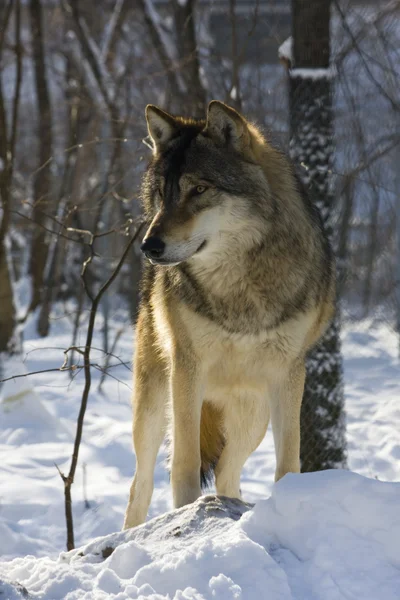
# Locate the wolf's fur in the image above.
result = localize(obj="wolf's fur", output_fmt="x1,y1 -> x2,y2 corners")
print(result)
123,101 -> 335,529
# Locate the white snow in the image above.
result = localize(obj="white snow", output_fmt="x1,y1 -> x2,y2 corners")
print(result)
0,316 -> 400,598
1,471 -> 400,599
290,67 -> 337,80
230,86 -> 237,101
278,36 -> 292,62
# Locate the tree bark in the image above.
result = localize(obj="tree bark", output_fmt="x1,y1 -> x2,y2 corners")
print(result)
289,0 -> 347,471
173,0 -> 206,117
0,241 -> 16,353
0,0 -> 22,354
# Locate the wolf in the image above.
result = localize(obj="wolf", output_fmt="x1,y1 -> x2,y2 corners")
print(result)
123,101 -> 335,529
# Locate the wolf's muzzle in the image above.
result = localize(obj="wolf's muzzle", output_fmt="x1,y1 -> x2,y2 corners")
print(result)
141,236 -> 165,260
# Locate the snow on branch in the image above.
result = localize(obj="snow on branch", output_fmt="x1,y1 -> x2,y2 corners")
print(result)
279,37 -> 337,79
278,36 -> 292,63
290,66 -> 337,80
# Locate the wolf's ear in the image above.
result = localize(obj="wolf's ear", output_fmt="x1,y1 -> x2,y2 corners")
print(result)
205,101 -> 250,152
146,105 -> 178,152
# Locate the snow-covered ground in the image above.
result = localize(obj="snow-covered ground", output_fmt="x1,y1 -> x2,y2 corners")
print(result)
0,312 -> 400,598
2,471 -> 400,600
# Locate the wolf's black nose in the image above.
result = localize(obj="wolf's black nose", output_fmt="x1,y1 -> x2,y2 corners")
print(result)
140,236 -> 165,259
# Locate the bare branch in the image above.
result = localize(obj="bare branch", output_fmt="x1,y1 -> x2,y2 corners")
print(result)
63,0 -> 117,116
0,365 -> 80,383
334,0 -> 400,113
11,210 -> 85,245
98,325 -> 125,392
92,364 -> 131,389
101,0 -> 127,62
137,0 -> 185,102
60,220 -> 145,550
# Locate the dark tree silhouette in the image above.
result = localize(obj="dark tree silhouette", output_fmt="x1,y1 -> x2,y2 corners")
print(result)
289,0 -> 347,471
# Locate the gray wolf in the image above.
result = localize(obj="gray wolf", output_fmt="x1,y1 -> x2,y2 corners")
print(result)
123,101 -> 335,529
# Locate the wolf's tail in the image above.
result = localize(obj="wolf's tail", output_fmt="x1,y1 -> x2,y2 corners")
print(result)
200,402 -> 225,489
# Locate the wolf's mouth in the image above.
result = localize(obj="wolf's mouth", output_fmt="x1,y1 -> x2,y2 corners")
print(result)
195,240 -> 207,254
149,240 -> 207,267
149,258 -> 181,266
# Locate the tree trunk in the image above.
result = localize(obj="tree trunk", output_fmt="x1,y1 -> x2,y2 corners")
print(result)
0,240 -> 16,354
28,0 -> 53,320
0,168 -> 14,354
289,0 -> 347,471
173,0 -> 206,118
228,0 -> 242,111
0,0 -> 22,355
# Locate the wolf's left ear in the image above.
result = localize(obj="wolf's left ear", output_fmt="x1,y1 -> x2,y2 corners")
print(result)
146,105 -> 178,152
205,101 -> 250,152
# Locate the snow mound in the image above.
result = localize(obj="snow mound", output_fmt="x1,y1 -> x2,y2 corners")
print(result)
0,578 -> 29,599
1,471 -> 400,599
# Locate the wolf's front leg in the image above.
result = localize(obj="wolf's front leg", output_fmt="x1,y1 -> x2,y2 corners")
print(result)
123,370 -> 166,529
170,353 -> 204,508
123,322 -> 167,530
268,360 -> 305,482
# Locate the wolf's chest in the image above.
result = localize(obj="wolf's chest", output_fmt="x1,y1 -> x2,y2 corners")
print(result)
173,265 -> 286,336
201,326 -> 305,405
181,300 -> 316,369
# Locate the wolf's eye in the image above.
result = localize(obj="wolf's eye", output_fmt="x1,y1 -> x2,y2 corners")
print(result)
194,185 -> 206,195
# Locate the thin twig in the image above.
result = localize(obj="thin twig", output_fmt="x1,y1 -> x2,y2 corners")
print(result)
0,365 -> 80,383
334,0 -> 400,113
92,364 -> 132,389
58,220 -> 144,551
98,325 -> 125,392
12,210 -> 85,245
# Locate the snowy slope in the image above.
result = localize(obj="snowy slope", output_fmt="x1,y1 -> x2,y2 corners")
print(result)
1,471 -> 400,599
0,314 -> 399,597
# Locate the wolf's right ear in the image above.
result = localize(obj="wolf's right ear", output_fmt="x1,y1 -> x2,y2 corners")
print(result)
205,101 -> 250,152
146,105 -> 178,152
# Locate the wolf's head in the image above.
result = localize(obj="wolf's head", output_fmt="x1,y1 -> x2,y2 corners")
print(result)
140,101 -> 277,267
